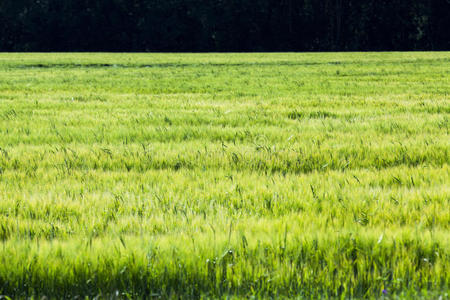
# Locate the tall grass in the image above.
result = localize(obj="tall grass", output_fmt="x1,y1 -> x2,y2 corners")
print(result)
0,52 -> 449,298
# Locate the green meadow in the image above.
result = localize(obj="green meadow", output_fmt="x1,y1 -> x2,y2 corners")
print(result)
0,52 -> 448,298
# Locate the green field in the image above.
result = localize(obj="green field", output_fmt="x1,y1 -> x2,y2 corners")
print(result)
0,53 -> 449,299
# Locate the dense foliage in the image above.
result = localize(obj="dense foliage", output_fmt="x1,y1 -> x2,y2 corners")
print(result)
0,0 -> 449,51
0,53 -> 449,298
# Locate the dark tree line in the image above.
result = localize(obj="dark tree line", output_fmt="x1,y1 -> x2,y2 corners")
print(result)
0,0 -> 449,51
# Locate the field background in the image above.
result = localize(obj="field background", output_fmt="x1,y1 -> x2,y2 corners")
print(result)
0,52 -> 449,298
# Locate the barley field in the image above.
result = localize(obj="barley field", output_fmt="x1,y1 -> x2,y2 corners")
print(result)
0,52 -> 449,299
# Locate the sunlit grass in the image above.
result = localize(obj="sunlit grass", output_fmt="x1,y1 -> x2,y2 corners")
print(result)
0,52 -> 449,298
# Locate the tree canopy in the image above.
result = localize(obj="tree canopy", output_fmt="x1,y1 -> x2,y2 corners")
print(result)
1,0 -> 449,51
